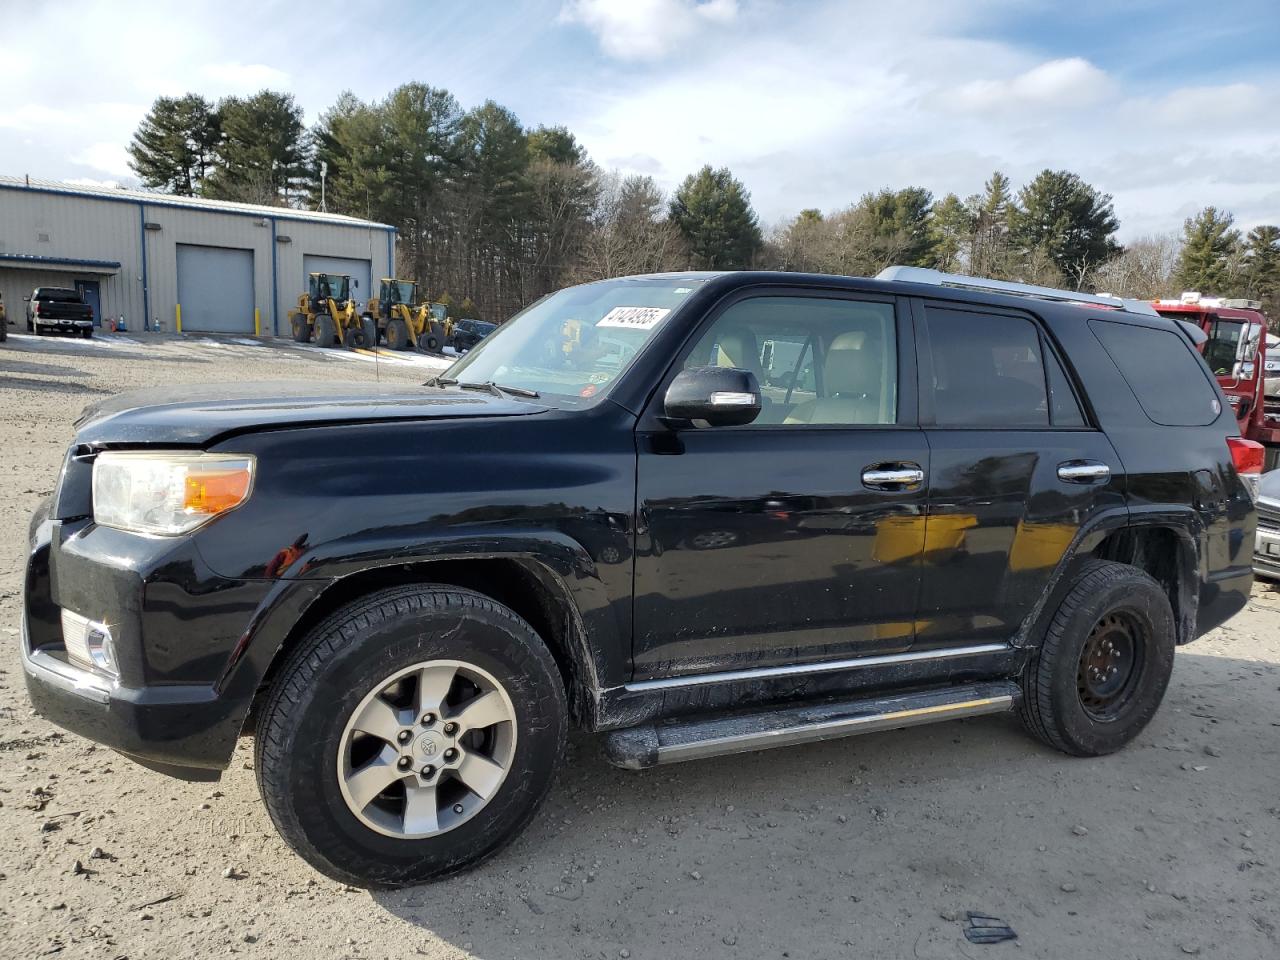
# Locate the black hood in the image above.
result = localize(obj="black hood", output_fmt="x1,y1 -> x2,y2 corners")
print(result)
73,380 -> 546,446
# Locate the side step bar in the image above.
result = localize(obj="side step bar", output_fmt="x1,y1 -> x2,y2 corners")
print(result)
603,681 -> 1019,769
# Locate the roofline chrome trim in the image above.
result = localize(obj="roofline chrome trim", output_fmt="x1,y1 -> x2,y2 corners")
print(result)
624,642 -> 1011,692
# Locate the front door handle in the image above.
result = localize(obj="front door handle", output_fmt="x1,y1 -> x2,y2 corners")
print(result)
862,465 -> 925,490
1058,460 -> 1111,484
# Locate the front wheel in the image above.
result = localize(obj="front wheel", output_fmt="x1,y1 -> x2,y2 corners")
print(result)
254,585 -> 567,888
314,315 -> 337,347
1019,560 -> 1175,756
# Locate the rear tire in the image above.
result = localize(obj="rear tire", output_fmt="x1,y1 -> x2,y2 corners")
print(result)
82,328 -> 93,339
362,316 -> 378,349
254,585 -> 567,888
343,326 -> 367,349
314,315 -> 337,348
1019,560 -> 1175,757
290,315 -> 310,343
386,318 -> 410,351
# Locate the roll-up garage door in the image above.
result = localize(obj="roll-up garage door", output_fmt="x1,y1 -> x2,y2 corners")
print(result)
176,244 -> 255,333
303,255 -> 371,310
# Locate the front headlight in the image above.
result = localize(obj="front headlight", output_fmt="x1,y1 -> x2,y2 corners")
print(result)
92,452 -> 255,536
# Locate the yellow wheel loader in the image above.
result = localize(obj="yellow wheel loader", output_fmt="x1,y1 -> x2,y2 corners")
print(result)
289,273 -> 374,349
363,279 -> 453,352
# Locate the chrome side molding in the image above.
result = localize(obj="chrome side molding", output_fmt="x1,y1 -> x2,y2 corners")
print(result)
624,642 -> 1009,693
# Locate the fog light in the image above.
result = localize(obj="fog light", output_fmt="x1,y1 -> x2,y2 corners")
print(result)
60,609 -> 119,678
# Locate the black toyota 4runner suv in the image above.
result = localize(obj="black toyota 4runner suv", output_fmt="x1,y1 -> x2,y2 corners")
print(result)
22,268 -> 1258,888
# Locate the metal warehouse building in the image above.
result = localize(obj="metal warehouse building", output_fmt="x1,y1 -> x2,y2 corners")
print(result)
0,175 -> 394,336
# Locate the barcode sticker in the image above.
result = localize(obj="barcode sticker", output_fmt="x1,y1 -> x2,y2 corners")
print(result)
596,306 -> 671,330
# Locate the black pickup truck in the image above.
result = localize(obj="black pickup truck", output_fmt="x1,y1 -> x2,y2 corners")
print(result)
22,268 -> 1258,888
26,287 -> 95,337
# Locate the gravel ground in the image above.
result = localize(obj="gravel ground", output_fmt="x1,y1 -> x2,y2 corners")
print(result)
1,331 -> 1278,960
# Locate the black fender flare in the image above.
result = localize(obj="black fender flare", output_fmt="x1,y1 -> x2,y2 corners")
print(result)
1012,505 -> 1202,650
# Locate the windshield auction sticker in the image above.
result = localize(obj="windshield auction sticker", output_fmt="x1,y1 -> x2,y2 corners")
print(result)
596,306 -> 671,330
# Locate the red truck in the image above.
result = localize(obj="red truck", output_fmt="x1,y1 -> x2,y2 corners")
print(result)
1153,293 -> 1280,469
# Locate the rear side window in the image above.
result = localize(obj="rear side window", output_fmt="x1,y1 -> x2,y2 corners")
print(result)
1090,320 -> 1220,426
926,307 -> 1048,427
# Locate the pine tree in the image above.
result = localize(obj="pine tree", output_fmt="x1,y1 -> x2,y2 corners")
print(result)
1242,224 -> 1280,319
204,90 -> 309,205
1009,170 -> 1119,287
968,171 -> 1013,278
669,166 -> 762,270
127,94 -> 220,195
929,193 -> 973,271
1173,207 -> 1241,293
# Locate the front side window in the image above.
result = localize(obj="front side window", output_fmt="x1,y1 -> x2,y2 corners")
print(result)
927,307 -> 1049,427
682,296 -> 897,425
447,277 -> 706,405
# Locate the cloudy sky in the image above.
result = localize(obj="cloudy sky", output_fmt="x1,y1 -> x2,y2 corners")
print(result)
3,0 -> 1278,238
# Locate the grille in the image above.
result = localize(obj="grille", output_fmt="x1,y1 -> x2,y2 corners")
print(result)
1259,501 -> 1280,532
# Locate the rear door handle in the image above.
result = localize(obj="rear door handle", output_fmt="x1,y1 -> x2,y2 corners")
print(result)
1058,460 -> 1110,484
862,465 -> 925,490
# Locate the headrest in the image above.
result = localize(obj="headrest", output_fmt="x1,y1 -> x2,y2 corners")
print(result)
716,331 -> 760,374
825,337 -> 879,395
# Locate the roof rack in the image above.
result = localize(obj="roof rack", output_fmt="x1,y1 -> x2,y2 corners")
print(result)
876,266 -> 1159,316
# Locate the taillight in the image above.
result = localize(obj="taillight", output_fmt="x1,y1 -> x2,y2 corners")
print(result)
1227,436 -> 1265,501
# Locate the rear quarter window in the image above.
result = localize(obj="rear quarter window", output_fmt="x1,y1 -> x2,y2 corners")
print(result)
1089,319 -> 1221,426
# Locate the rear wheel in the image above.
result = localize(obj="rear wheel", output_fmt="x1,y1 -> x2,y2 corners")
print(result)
362,316 -> 378,349
290,314 -> 311,343
386,318 -> 410,351
343,326 -> 367,349
1019,560 -> 1175,756
254,585 -> 567,888
82,327 -> 93,339
314,315 -> 337,348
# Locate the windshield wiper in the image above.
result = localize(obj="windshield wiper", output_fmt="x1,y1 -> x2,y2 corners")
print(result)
457,380 -> 540,399
427,377 -> 539,399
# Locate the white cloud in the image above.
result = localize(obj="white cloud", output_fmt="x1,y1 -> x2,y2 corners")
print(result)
947,58 -> 1115,112
552,2 -> 1280,239
202,61 -> 291,92
0,104 -> 76,131
72,142 -> 135,179
64,177 -> 125,189
560,0 -> 740,61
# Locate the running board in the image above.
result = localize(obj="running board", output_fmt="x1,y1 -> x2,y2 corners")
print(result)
603,681 -> 1019,769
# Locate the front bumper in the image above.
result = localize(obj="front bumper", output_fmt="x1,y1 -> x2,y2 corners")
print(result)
20,508 -> 302,781
21,616 -> 225,780
1255,524 -> 1280,581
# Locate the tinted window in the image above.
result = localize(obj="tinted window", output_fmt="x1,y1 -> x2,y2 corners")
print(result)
1045,347 -> 1087,427
927,308 -> 1047,427
35,288 -> 81,302
1090,319 -> 1221,426
684,296 -> 897,426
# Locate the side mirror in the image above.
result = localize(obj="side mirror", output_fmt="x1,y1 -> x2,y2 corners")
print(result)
353,279 -> 359,289
664,367 -> 762,427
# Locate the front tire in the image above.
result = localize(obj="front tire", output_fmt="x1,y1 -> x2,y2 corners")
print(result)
314,315 -> 337,347
1019,560 -> 1175,757
254,585 -> 567,888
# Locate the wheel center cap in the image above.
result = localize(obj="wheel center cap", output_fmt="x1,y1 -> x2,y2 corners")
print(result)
414,731 -> 445,759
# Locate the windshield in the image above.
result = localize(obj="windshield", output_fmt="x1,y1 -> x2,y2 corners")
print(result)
445,277 -> 705,403
388,280 -> 416,304
1203,317 -> 1252,376
314,275 -> 350,301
